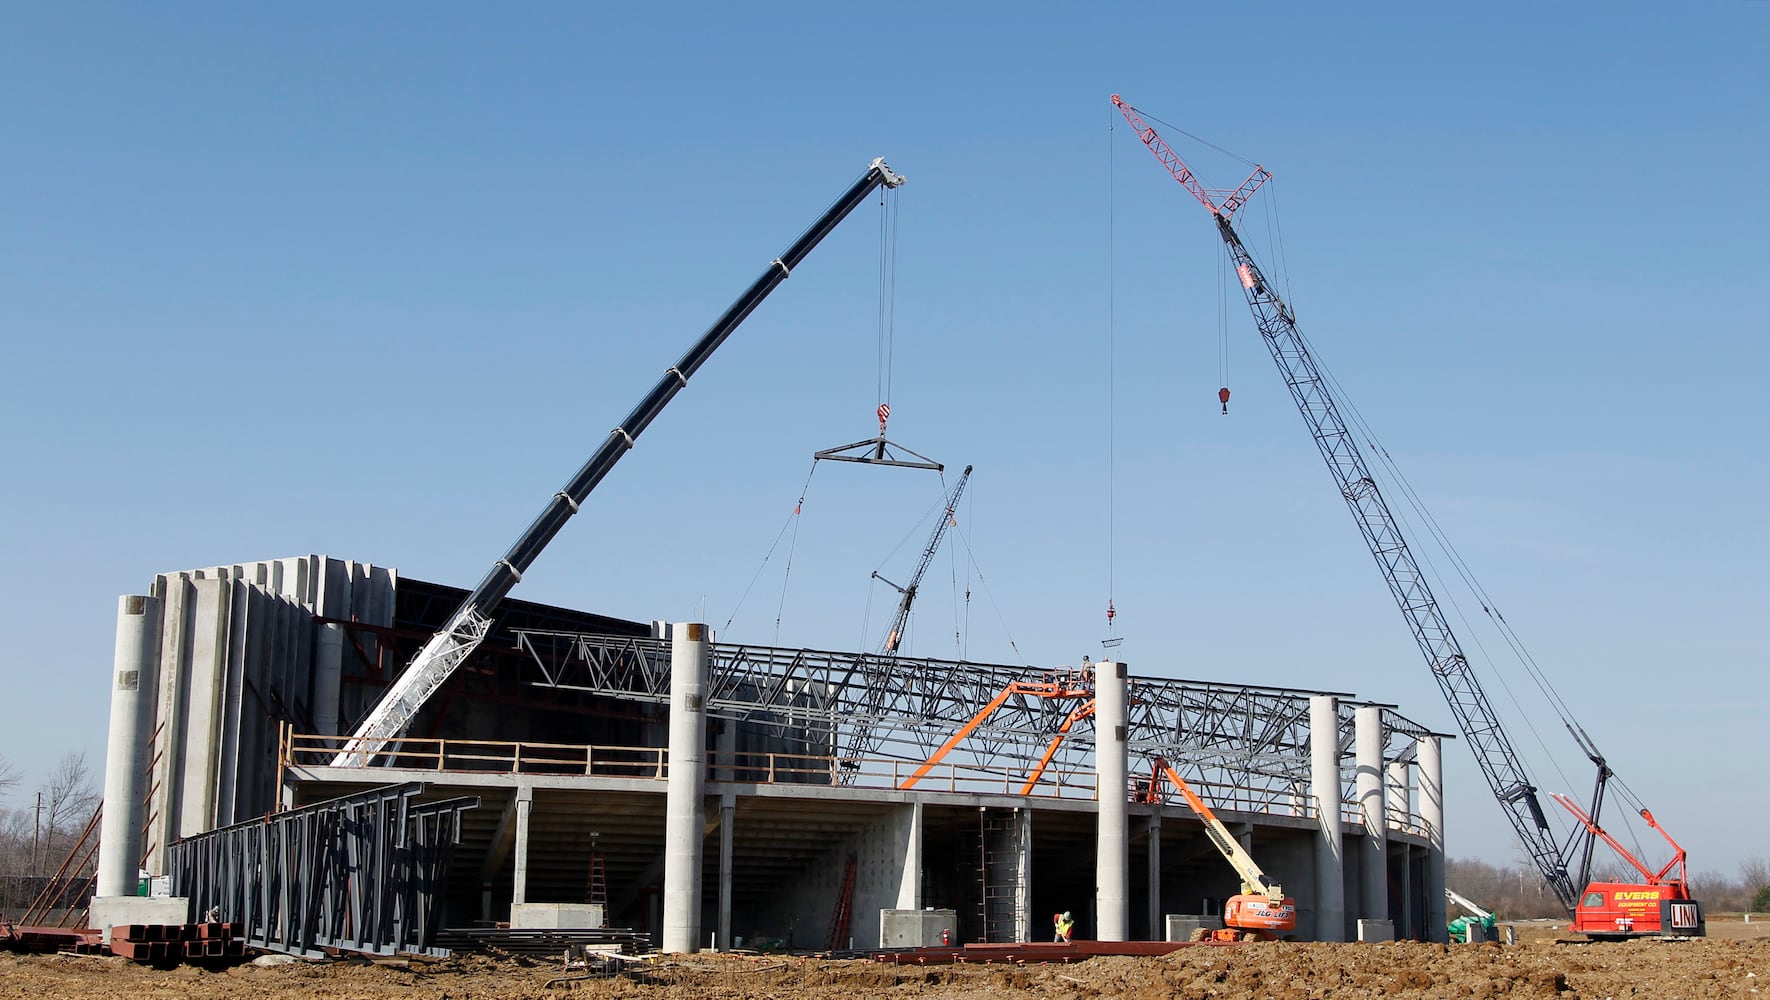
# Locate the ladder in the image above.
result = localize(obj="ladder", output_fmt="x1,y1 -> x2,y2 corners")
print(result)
975,809 -> 1021,943
585,850 -> 608,926
828,854 -> 857,951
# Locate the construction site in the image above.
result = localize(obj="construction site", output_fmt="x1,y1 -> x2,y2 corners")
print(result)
5,81 -> 1763,999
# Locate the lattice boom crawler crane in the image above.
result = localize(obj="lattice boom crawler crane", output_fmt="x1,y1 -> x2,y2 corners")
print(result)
1112,94 -> 1703,939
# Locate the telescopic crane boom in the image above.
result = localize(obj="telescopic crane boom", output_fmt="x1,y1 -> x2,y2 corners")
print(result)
335,158 -> 907,766
1111,94 -> 1583,914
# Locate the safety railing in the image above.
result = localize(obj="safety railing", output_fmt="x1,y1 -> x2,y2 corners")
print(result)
280,729 -> 1421,828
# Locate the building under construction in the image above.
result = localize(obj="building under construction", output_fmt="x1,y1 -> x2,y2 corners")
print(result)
92,554 -> 1453,952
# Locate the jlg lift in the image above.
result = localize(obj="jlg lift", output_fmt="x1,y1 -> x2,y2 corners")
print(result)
1141,757 -> 1298,941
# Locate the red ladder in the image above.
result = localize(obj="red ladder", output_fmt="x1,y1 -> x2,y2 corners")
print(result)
827,854 -> 857,951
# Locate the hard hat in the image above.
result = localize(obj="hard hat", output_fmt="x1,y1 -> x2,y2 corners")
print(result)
1061,911 -> 1072,921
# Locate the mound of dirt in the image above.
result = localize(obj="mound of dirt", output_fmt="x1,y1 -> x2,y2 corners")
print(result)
2,921 -> 1764,999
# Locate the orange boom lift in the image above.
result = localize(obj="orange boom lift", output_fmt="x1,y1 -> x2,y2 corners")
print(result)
1142,757 -> 1298,941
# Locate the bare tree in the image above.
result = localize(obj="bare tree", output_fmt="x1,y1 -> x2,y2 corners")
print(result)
0,753 -> 18,802
41,752 -> 99,869
1741,856 -> 1770,895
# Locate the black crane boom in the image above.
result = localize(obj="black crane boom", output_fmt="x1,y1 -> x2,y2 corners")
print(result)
335,158 -> 906,764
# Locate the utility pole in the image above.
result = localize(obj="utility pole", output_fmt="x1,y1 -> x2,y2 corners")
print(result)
33,791 -> 42,876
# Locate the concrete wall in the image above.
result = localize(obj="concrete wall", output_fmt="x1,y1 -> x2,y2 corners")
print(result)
740,803 -> 916,950
137,556 -> 395,870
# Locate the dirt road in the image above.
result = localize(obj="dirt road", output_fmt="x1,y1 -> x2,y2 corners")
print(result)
2,919 -> 1764,999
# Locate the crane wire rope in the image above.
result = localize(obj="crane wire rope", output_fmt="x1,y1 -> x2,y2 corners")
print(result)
721,461 -> 821,637
1106,105 -> 1119,641
949,480 -> 964,659
860,470 -> 957,653
947,519 -> 1026,665
1252,194 -> 1608,841
876,185 -> 900,418
1252,221 -> 1580,806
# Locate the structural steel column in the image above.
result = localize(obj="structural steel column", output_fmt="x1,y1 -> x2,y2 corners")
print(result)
1355,706 -> 1387,921
1094,659 -> 1129,942
512,784 -> 534,906
717,793 -> 734,950
1145,807 -> 1162,941
1309,695 -> 1345,941
98,595 -> 162,898
663,622 -> 710,953
1418,735 -> 1447,943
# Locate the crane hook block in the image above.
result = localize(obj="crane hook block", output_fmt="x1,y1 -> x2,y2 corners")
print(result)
1219,386 -> 1231,415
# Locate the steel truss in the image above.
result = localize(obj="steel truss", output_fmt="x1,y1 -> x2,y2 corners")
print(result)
513,631 -> 1439,816
167,783 -> 479,958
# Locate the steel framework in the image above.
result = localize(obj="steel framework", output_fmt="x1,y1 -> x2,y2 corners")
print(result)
167,783 -> 479,958
511,631 -> 1439,819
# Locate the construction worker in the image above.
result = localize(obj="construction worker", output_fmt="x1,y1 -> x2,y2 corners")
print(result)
1054,911 -> 1074,943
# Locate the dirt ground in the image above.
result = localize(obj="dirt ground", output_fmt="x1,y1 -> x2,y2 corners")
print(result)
2,918 -> 1765,999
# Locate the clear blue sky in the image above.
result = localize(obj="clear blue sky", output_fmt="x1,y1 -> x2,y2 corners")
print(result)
2,4 -> 1765,881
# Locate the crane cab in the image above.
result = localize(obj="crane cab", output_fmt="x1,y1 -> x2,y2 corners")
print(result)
1571,882 -> 1704,939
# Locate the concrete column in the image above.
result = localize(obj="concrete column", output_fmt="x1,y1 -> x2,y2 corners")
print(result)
663,622 -> 710,953
512,784 -> 534,906
1418,735 -> 1447,943
1014,807 -> 1033,943
1386,760 -> 1411,938
715,718 -> 737,783
1094,660 -> 1129,942
717,794 -> 734,950
1387,760 -> 1411,831
1310,695 -> 1345,941
1145,807 -> 1162,940
896,800 -> 923,909
313,623 -> 344,736
1354,706 -> 1387,921
97,595 -> 163,898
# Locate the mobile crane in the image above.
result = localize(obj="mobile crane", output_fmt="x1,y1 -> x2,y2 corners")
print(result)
333,158 -> 906,766
1112,94 -> 1704,938
1141,757 -> 1298,940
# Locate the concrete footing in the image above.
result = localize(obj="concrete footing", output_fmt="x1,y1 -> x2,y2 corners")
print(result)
880,908 -> 956,948
1357,919 -> 1394,942
1164,914 -> 1224,942
88,896 -> 190,944
511,903 -> 606,929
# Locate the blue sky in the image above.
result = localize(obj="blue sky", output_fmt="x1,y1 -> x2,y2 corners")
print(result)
2,4 -> 1765,881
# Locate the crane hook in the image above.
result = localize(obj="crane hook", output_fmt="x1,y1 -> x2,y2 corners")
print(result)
1218,386 -> 1231,415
